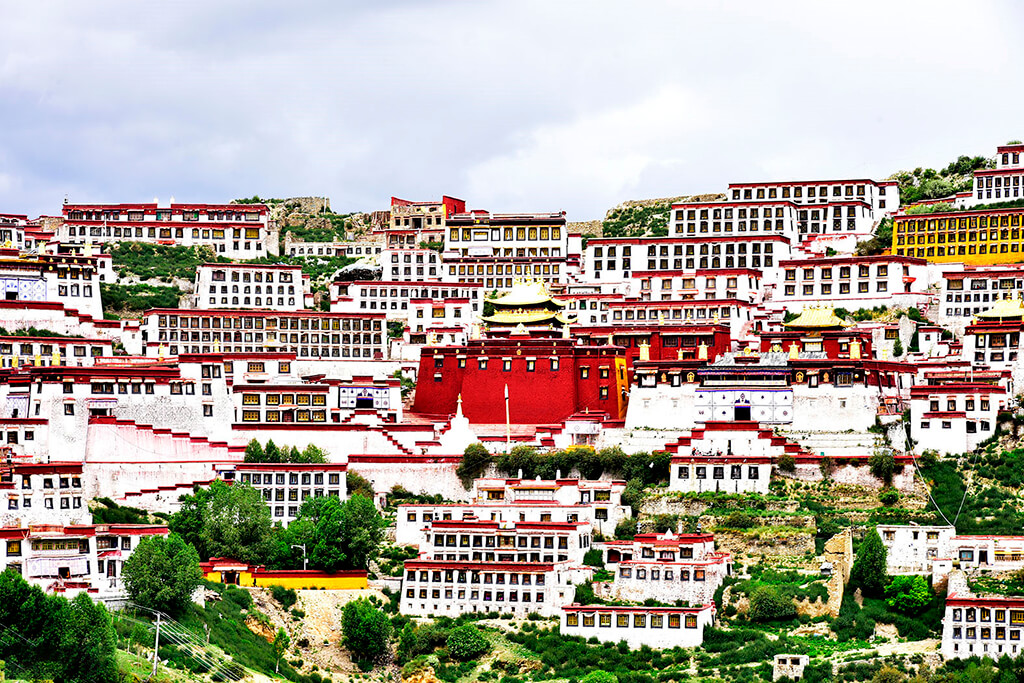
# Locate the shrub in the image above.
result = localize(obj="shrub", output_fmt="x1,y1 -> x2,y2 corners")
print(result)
446,624 -> 490,661
877,488 -> 900,506
748,586 -> 796,622
884,575 -> 930,614
869,450 -> 896,484
270,585 -> 298,610
582,673 -> 618,683
777,454 -> 796,472
614,517 -> 636,540
583,548 -> 604,568
458,443 -> 492,488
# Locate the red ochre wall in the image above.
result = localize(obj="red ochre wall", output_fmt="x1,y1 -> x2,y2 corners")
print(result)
413,339 -> 628,424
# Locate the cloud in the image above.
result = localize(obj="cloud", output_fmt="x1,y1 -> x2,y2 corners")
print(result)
0,0 -> 1022,220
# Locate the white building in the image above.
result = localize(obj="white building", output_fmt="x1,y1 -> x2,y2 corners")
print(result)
193,263 -> 312,311
939,265 -> 1024,332
396,478 -> 629,546
876,524 -> 955,573
330,281 -> 484,320
772,256 -> 931,313
910,383 -> 1006,455
141,309 -> 387,360
400,558 -> 588,617
60,201 -> 278,258
597,532 -> 732,605
943,593 -> 1024,661
671,455 -> 772,495
0,523 -> 169,603
416,519 -> 592,565
216,462 -> 349,526
967,143 -> 1024,206
382,248 -> 442,282
561,603 -> 715,649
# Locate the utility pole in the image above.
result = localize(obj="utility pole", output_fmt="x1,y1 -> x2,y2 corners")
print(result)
291,543 -> 308,570
151,611 -> 161,678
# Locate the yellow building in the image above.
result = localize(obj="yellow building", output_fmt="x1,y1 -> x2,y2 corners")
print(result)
200,558 -> 368,590
892,207 -> 1024,265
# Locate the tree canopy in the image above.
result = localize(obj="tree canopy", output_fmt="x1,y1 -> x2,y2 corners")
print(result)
342,598 -> 392,669
0,570 -> 119,682
169,480 -> 273,563
122,532 -> 203,615
850,529 -> 889,597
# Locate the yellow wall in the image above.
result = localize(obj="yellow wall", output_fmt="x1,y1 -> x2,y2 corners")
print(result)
204,570 -> 256,585
892,210 -> 1024,265
253,574 -> 367,590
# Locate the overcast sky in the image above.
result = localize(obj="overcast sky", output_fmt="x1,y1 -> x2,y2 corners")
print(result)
1,1 -> 1022,220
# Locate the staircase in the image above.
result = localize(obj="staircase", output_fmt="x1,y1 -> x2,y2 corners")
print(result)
779,430 -> 880,459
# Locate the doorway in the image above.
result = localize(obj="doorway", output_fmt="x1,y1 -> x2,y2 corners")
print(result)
734,406 -> 751,421
979,550 -> 989,565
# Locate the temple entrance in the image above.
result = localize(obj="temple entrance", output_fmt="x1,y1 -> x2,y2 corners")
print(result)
222,571 -> 239,585
979,550 -> 989,565
734,406 -> 751,421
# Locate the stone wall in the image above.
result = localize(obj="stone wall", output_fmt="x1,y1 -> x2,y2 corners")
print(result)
347,460 -> 470,501
781,463 -> 916,492
821,528 -> 853,617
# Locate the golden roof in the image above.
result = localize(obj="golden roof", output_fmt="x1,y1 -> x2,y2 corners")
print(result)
783,306 -> 852,329
488,279 -> 564,309
977,295 -> 1024,321
481,310 -> 575,325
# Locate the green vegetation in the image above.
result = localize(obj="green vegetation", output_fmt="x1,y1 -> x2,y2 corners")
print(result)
748,584 -> 797,622
268,493 -> 386,572
458,442 -> 493,488
122,533 -> 203,616
342,598 -> 392,670
347,469 -> 375,499
601,200 -> 676,238
91,497 -> 154,524
891,154 -> 993,205
0,326 -> 72,338
243,438 -> 329,463
855,216 -> 893,256
850,529 -> 888,597
126,580 -> 316,682
0,569 -> 119,683
100,282 -> 182,313
494,445 -> 670,486
884,575 -> 930,613
446,624 -> 490,661
170,480 -> 273,564
108,241 -> 227,280
919,455 -> 1024,535
270,584 -> 298,609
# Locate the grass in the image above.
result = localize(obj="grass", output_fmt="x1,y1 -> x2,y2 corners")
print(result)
108,242 -> 229,280
101,282 -> 183,314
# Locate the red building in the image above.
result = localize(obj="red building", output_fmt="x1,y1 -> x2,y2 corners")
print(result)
412,334 -> 629,424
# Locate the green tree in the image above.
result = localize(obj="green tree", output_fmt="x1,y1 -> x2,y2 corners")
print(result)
777,453 -> 796,472
342,598 -> 392,669
884,575 -> 930,613
583,548 -> 604,567
181,480 -> 272,564
850,529 -> 889,597
446,624 -> 490,661
122,533 -> 203,615
347,470 -> 375,499
303,494 -> 386,572
63,592 -> 119,683
892,338 -> 904,357
869,449 -> 897,484
273,627 -> 290,674
264,440 -> 282,463
457,443 -> 492,488
748,585 -> 796,622
243,439 -> 264,463
0,570 -> 118,683
299,444 -> 329,464
169,484 -> 216,558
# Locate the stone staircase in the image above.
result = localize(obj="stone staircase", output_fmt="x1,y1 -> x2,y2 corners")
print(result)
779,430 -> 880,459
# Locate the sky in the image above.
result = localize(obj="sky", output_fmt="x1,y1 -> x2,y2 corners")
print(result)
1,0 -> 1023,221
